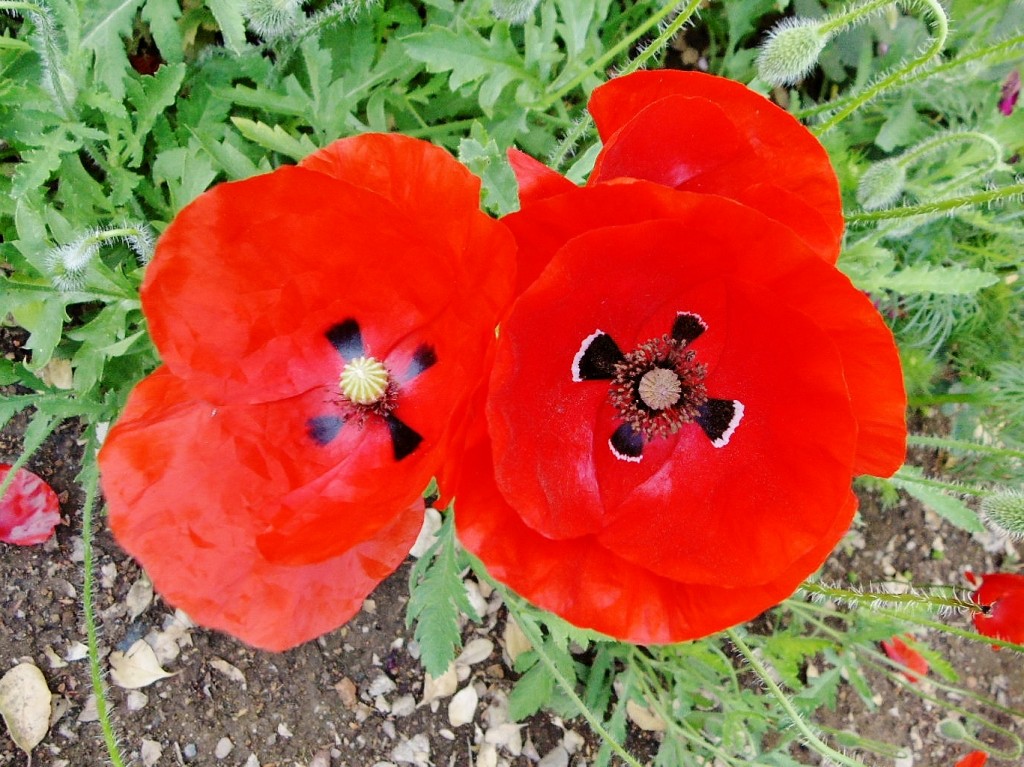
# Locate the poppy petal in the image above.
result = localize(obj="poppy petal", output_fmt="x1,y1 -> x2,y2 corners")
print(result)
99,368 -> 423,651
508,147 -> 576,206
0,464 -> 61,546
457,427 -> 857,643
503,184 -> 905,477
587,71 -> 843,262
971,572 -> 1024,644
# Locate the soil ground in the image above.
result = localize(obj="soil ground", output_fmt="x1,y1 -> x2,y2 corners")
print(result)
2,326 -> 1022,767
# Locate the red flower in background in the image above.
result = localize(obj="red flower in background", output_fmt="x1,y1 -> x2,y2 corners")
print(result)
880,634 -> 929,682
508,70 -> 844,293
99,134 -> 515,651
0,464 -> 61,545
956,751 -> 989,767
967,571 -> 1024,645
457,182 -> 906,643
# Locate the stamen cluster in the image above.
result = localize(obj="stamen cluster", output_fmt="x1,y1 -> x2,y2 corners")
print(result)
610,335 -> 707,439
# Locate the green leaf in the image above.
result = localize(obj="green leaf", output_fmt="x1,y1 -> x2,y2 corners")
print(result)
125,63 -> 187,165
402,22 -> 530,113
875,98 -> 925,152
891,467 -> 985,533
763,635 -> 835,688
874,264 -> 999,296
406,513 -> 479,678
230,117 -> 318,161
81,0 -> 147,100
142,0 -> 184,64
205,0 -> 248,54
508,660 -> 555,720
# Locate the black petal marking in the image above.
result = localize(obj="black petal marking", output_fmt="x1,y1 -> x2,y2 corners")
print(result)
671,312 -> 708,346
696,399 -> 744,448
307,415 -> 345,446
386,414 -> 423,461
609,423 -> 644,463
403,344 -> 437,381
326,319 -> 364,358
572,330 -> 625,382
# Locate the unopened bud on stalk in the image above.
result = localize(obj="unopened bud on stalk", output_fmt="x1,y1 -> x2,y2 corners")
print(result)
492,0 -> 541,24
856,160 -> 907,211
45,222 -> 155,292
981,489 -> 1024,539
243,0 -> 303,40
756,17 -> 830,87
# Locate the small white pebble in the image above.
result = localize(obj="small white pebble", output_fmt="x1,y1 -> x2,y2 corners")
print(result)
277,722 -> 293,739
244,755 -> 260,767
215,737 -> 234,759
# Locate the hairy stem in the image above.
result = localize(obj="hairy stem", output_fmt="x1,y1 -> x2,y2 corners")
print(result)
847,182 -> 1024,222
800,581 -> 980,613
80,437 -> 127,767
501,594 -> 646,767
815,0 -> 949,134
726,629 -> 868,767
908,435 -> 1024,461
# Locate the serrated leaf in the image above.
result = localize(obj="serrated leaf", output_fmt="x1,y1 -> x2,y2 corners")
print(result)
402,23 -> 529,113
142,0 -> 184,64
81,0 -> 147,100
406,514 -> 478,678
125,63 -> 187,165
230,117 -> 317,161
205,0 -> 248,54
763,635 -> 835,688
508,661 -> 555,721
892,468 -> 985,533
876,264 -> 999,295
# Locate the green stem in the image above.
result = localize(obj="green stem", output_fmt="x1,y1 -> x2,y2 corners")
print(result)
907,391 -> 987,407
908,435 -> 1024,461
892,468 -> 990,497
538,0 -> 700,110
800,581 -> 980,614
896,130 -> 1004,170
847,182 -> 1024,222
814,0 -> 949,134
819,0 -> 894,35
725,629 -> 869,767
796,33 -> 1024,119
80,436 -> 127,767
501,595 -> 646,767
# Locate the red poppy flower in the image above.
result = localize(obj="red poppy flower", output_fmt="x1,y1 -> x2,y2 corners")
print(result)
956,751 -> 989,767
457,186 -> 906,643
508,70 -> 843,294
880,634 -> 929,682
0,464 -> 61,545
967,571 -> 1024,645
99,134 -> 516,651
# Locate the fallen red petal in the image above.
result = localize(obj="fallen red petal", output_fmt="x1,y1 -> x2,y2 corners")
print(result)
0,464 -> 61,546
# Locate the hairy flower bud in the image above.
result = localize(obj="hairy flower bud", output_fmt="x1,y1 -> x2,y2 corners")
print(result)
856,160 -> 907,210
243,0 -> 303,40
981,490 -> 1024,539
492,0 -> 541,24
756,17 -> 829,87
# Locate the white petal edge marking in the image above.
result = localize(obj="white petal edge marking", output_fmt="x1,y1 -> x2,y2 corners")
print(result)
571,329 -> 607,382
711,400 -> 744,448
608,437 -> 643,463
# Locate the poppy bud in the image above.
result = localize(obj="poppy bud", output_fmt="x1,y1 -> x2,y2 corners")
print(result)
856,160 -> 907,210
243,0 -> 302,39
492,0 -> 541,23
756,18 -> 829,87
980,489 -> 1024,539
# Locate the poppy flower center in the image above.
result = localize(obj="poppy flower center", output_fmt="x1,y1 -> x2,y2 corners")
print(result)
340,356 -> 389,405
610,335 -> 708,440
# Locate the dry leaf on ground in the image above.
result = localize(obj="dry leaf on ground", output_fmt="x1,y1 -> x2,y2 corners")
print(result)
0,662 -> 53,757
109,640 -> 176,689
